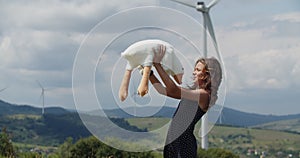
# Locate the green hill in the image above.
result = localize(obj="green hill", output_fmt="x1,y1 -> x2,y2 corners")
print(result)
1,112 -> 300,158
126,117 -> 300,158
126,117 -> 170,131
89,104 -> 300,127
0,100 -> 69,116
0,113 -> 91,146
209,125 -> 300,157
1,99 -> 300,157
0,113 -> 146,147
252,118 -> 300,134
2,99 -> 300,128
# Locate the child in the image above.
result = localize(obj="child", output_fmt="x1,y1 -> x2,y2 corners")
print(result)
119,39 -> 184,101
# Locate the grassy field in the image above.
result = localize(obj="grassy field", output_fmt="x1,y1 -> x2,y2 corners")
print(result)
5,115 -> 300,157
7,114 -> 41,120
252,118 -> 300,133
209,125 -> 300,156
126,117 -> 300,157
126,117 -> 170,131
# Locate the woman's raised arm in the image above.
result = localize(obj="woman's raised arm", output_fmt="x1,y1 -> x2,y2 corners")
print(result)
151,45 -> 210,111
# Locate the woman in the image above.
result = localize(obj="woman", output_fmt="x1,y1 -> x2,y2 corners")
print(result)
147,44 -> 222,157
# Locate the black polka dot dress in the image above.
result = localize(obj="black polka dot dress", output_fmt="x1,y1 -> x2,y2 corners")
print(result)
164,99 -> 206,158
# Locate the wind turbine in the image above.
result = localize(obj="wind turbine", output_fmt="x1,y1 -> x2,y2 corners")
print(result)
36,80 -> 46,115
170,0 -> 222,149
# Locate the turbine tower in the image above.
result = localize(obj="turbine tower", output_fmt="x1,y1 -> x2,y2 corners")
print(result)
170,0 -> 222,149
130,81 -> 138,116
219,109 -> 224,124
36,80 -> 45,115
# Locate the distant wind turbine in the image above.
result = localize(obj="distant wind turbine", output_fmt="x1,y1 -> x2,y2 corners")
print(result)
36,80 -> 46,115
169,0 -> 222,149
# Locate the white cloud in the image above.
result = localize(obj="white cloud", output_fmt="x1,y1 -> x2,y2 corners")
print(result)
0,0 -> 159,32
0,29 -> 78,71
0,0 -> 299,114
218,12 -> 300,92
273,12 -> 300,23
227,43 -> 300,90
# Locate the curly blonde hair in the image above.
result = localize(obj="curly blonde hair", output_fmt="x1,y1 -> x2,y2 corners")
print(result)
195,57 -> 222,107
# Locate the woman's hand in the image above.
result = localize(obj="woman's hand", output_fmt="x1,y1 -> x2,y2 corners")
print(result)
153,44 -> 166,64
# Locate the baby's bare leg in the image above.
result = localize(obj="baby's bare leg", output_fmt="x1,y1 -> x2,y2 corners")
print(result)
138,66 -> 151,97
119,70 -> 132,101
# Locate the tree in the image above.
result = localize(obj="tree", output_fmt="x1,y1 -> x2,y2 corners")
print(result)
0,127 -> 15,157
70,136 -> 102,158
56,137 -> 73,158
70,136 -> 154,158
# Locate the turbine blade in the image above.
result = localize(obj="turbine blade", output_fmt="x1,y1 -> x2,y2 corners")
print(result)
0,87 -> 8,93
169,0 -> 195,8
36,80 -> 43,89
204,12 -> 221,60
207,0 -> 220,9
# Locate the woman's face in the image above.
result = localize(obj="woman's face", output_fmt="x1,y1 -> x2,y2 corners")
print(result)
193,62 -> 205,85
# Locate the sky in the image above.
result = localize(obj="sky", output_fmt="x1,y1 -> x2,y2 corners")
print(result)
0,0 -> 299,115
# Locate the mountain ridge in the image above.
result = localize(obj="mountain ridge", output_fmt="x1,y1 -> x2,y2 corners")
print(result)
0,99 -> 70,116
1,99 -> 300,127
